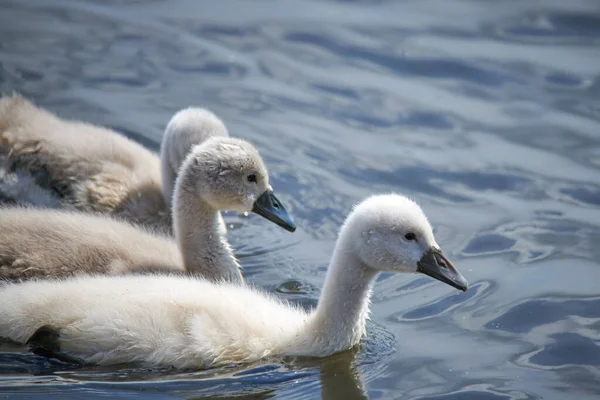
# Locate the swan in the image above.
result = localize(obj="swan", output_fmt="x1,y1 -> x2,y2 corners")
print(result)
0,194 -> 468,368
0,93 -> 262,235
0,136 -> 295,283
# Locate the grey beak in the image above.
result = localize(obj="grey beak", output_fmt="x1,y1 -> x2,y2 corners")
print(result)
252,189 -> 296,232
417,248 -> 468,291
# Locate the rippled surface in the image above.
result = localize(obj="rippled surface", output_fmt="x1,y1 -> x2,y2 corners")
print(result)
1,0 -> 600,398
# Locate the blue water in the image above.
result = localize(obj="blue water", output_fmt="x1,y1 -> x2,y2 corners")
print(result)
1,0 -> 600,398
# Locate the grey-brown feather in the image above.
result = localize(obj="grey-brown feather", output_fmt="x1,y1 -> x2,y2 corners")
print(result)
0,206 -> 184,281
0,135 -> 279,283
0,93 -> 196,233
0,96 -> 278,284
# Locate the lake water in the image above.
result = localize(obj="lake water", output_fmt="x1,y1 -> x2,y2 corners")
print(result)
1,0 -> 599,399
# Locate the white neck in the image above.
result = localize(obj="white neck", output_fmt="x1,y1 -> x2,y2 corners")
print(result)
172,169 -> 243,284
307,234 -> 378,352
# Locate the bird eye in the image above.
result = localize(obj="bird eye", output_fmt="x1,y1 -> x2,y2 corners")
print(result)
404,232 -> 417,241
247,174 -> 257,183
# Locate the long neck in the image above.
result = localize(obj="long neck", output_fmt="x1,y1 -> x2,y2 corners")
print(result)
172,171 -> 243,284
308,234 -> 378,352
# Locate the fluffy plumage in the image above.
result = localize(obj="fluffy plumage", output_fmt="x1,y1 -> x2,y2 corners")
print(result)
0,208 -> 182,280
0,93 -> 227,234
0,194 -> 468,368
0,136 -> 281,284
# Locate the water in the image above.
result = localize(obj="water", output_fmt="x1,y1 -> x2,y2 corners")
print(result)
1,0 -> 599,398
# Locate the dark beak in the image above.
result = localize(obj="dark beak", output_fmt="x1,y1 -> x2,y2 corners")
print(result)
417,248 -> 468,292
252,189 -> 296,232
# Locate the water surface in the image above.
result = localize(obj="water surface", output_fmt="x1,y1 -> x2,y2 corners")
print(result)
1,0 -> 599,398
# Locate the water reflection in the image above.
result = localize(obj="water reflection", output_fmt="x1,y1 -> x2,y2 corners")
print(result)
1,0 -> 600,398
0,343 -> 373,400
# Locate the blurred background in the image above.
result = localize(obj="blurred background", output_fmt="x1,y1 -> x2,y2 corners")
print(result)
0,0 -> 599,399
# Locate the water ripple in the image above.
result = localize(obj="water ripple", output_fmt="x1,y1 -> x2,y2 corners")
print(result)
1,0 -> 600,398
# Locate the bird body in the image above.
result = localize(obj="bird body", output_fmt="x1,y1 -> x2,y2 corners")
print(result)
0,136 -> 296,283
0,194 -> 467,368
0,93 -> 167,229
0,95 -> 296,283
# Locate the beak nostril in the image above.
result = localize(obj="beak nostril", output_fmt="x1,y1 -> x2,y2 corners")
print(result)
435,255 -> 448,269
